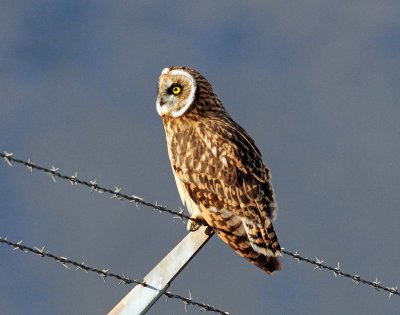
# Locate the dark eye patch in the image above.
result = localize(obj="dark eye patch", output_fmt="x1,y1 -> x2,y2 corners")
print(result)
167,83 -> 183,95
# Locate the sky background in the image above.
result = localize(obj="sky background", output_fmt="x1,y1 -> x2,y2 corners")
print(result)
1,1 -> 400,314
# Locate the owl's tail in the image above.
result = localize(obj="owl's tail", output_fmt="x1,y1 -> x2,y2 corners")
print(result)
201,209 -> 282,274
252,253 -> 281,274
216,224 -> 282,274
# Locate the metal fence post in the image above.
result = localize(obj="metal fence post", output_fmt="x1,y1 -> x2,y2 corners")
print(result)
108,225 -> 213,315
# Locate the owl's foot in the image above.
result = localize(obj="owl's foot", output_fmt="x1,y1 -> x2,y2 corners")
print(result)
187,214 -> 205,232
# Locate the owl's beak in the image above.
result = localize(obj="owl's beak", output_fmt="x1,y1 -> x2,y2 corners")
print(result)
158,98 -> 166,107
158,95 -> 169,109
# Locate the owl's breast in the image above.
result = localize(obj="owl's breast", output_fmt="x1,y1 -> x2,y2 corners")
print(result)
164,119 -> 205,171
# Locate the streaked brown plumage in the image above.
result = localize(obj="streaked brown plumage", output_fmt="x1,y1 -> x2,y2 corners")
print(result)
156,66 -> 282,274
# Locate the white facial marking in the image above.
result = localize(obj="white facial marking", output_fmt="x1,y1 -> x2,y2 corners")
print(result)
156,95 -> 167,116
161,67 -> 170,75
166,78 -> 173,86
169,69 -> 197,118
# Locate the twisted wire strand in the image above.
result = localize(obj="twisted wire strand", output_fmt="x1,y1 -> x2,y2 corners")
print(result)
282,249 -> 399,298
2,151 -> 399,299
1,152 -> 193,222
0,236 -> 229,315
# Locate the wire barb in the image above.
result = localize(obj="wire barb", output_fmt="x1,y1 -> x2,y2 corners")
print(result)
70,172 -> 78,186
314,257 -> 324,270
48,165 -> 59,183
0,236 -> 229,315
388,286 -> 398,300
26,158 -> 34,172
3,151 -> 14,166
111,186 -> 123,199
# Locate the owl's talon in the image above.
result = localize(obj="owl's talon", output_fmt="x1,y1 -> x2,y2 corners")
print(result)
187,214 -> 204,231
187,219 -> 201,231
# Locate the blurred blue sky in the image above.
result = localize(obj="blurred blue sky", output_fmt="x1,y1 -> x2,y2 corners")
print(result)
1,2 -> 400,314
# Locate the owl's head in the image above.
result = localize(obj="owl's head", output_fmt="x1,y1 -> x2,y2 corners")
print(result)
156,66 -> 223,118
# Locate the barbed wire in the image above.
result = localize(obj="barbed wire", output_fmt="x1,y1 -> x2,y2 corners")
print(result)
1,151 -> 193,223
282,249 -> 399,299
1,151 -> 399,300
0,236 -> 229,314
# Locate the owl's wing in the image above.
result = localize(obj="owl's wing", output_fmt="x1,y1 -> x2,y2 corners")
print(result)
170,117 -> 280,257
204,117 -> 277,220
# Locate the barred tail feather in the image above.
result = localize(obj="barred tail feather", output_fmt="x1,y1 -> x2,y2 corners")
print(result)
199,207 -> 282,274
216,225 -> 282,274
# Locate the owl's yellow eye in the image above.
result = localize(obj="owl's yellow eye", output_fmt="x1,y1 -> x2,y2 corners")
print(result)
172,86 -> 182,95
168,84 -> 182,95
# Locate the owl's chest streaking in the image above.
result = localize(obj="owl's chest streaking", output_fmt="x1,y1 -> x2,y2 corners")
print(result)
163,115 -> 227,188
162,116 -> 203,218
163,116 -> 205,170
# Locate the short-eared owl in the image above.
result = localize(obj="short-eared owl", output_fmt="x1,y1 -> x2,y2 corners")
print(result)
156,66 -> 282,274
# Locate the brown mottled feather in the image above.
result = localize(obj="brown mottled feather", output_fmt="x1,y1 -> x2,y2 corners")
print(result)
160,66 -> 282,274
